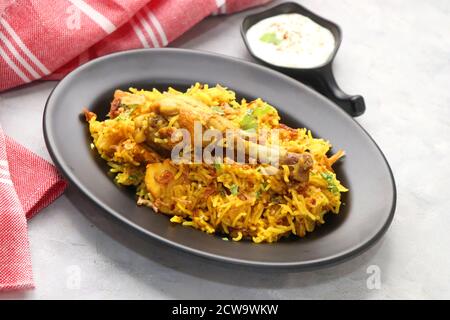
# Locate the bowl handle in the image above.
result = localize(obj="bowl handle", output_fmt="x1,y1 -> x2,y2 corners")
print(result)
303,65 -> 366,117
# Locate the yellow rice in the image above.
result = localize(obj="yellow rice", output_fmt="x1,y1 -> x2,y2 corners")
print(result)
85,83 -> 348,243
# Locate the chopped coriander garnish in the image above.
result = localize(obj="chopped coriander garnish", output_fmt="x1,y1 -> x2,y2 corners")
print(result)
229,184 -> 239,196
261,181 -> 268,190
260,32 -> 281,45
321,172 -> 339,194
240,114 -> 258,131
253,104 -> 275,117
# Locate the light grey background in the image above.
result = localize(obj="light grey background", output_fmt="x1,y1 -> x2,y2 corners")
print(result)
0,0 -> 449,299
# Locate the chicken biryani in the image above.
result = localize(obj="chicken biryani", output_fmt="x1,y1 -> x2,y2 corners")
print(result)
84,83 -> 348,243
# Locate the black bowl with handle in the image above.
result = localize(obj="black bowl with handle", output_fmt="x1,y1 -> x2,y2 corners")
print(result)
241,2 -> 365,117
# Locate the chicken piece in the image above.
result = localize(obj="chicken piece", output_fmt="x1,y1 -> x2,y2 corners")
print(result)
290,153 -> 313,183
158,94 -> 236,133
151,94 -> 313,181
108,90 -> 127,118
108,90 -> 146,118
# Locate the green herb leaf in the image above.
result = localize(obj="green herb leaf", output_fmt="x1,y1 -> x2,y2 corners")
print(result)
321,172 -> 339,194
253,104 -> 275,117
229,184 -> 239,196
239,114 -> 258,131
260,32 -> 281,45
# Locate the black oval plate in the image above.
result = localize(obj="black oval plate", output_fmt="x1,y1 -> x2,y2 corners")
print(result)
43,48 -> 396,269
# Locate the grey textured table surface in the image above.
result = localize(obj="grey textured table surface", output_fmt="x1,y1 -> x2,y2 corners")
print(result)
1,0 -> 449,299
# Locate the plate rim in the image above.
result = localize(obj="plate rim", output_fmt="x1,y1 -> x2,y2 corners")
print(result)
43,48 -> 397,268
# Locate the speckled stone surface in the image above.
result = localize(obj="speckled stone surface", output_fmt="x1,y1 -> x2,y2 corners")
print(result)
0,0 -> 449,299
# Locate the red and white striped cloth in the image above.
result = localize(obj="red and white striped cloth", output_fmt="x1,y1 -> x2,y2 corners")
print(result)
0,0 -> 272,91
0,0 -> 272,291
0,127 -> 67,291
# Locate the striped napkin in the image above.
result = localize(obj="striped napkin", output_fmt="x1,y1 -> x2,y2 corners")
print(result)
0,0 -> 271,92
0,0 -> 272,291
0,128 -> 66,291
